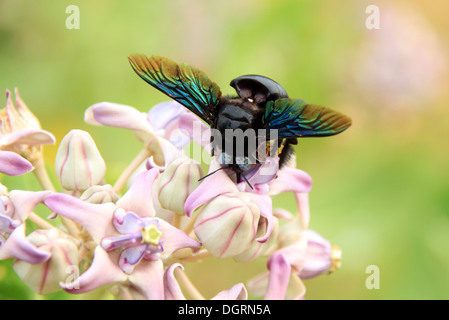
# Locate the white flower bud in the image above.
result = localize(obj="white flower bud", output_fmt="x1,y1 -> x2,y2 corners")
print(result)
79,184 -> 118,204
55,130 -> 106,191
158,157 -> 203,215
13,229 -> 79,294
233,217 -> 279,263
194,192 -> 260,258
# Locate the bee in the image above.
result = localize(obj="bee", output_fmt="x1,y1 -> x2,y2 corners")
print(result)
128,55 -> 351,188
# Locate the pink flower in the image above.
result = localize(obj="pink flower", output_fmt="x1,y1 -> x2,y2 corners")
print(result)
0,89 -> 55,166
0,150 -> 33,176
164,263 -> 248,300
44,168 -> 200,299
0,190 -> 51,264
13,228 -> 79,294
247,202 -> 310,300
299,230 -> 334,279
85,101 -> 190,167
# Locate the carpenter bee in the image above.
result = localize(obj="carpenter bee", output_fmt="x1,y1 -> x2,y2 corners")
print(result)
128,54 -> 351,188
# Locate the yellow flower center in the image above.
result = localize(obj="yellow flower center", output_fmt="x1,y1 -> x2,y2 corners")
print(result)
329,245 -> 342,273
141,222 -> 162,246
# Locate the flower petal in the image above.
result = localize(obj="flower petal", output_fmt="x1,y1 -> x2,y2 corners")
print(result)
158,219 -> 200,257
147,102 -> 191,148
299,230 -> 332,279
116,168 -> 159,218
0,224 -> 50,263
268,167 -> 312,195
9,190 -> 51,221
85,102 -> 153,133
247,193 -> 273,243
163,263 -> 186,300
44,193 -> 116,242
211,283 -> 248,300
128,259 -> 164,300
269,235 -> 308,273
60,247 -> 127,294
146,138 -> 184,170
0,129 -> 55,147
0,151 -> 33,176
112,210 -> 143,234
184,162 -> 238,217
119,245 -> 146,274
264,253 -> 291,300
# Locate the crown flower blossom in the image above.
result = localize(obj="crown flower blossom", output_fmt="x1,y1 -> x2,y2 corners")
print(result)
164,263 -> 248,300
0,89 -> 55,176
0,190 -> 51,264
13,228 -> 80,294
0,89 -> 56,158
55,129 -> 106,192
157,157 -> 203,216
44,168 -> 201,298
84,101 -> 190,167
299,230 -> 340,279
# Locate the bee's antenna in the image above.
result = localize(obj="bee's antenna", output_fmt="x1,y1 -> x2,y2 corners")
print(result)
241,173 -> 254,190
198,166 -> 227,182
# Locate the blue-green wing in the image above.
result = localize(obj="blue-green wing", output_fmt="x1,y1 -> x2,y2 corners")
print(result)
263,98 -> 352,138
128,54 -> 221,124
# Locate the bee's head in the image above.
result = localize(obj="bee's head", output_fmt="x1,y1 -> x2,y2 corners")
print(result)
230,75 -> 288,105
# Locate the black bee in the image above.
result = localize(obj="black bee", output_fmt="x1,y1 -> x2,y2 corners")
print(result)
128,55 -> 351,187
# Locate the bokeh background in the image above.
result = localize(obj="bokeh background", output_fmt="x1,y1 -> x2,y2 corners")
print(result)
1,0 -> 448,299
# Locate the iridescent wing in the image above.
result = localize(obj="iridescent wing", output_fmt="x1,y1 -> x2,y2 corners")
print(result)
128,54 -> 222,124
262,98 -> 352,138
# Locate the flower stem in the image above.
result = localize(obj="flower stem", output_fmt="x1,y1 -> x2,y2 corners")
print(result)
28,211 -> 55,229
174,267 -> 205,300
172,213 -> 182,229
32,156 -> 56,192
28,212 -> 71,238
112,148 -> 152,194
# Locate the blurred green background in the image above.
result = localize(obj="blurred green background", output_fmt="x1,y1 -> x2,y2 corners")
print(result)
1,0 -> 448,299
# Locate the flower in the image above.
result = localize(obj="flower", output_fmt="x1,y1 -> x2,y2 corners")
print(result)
164,263 -> 248,300
54,129 -> 106,191
157,157 -> 203,215
85,101 -> 190,166
185,160 -> 274,258
246,216 -> 308,300
299,230 -> 337,279
44,168 -> 201,298
0,88 -> 55,164
0,190 -> 51,264
13,228 -> 79,294
0,150 -> 33,176
194,192 -> 261,258
79,184 -> 119,204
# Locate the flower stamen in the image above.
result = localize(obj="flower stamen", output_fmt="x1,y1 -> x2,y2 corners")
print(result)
141,222 -> 162,247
